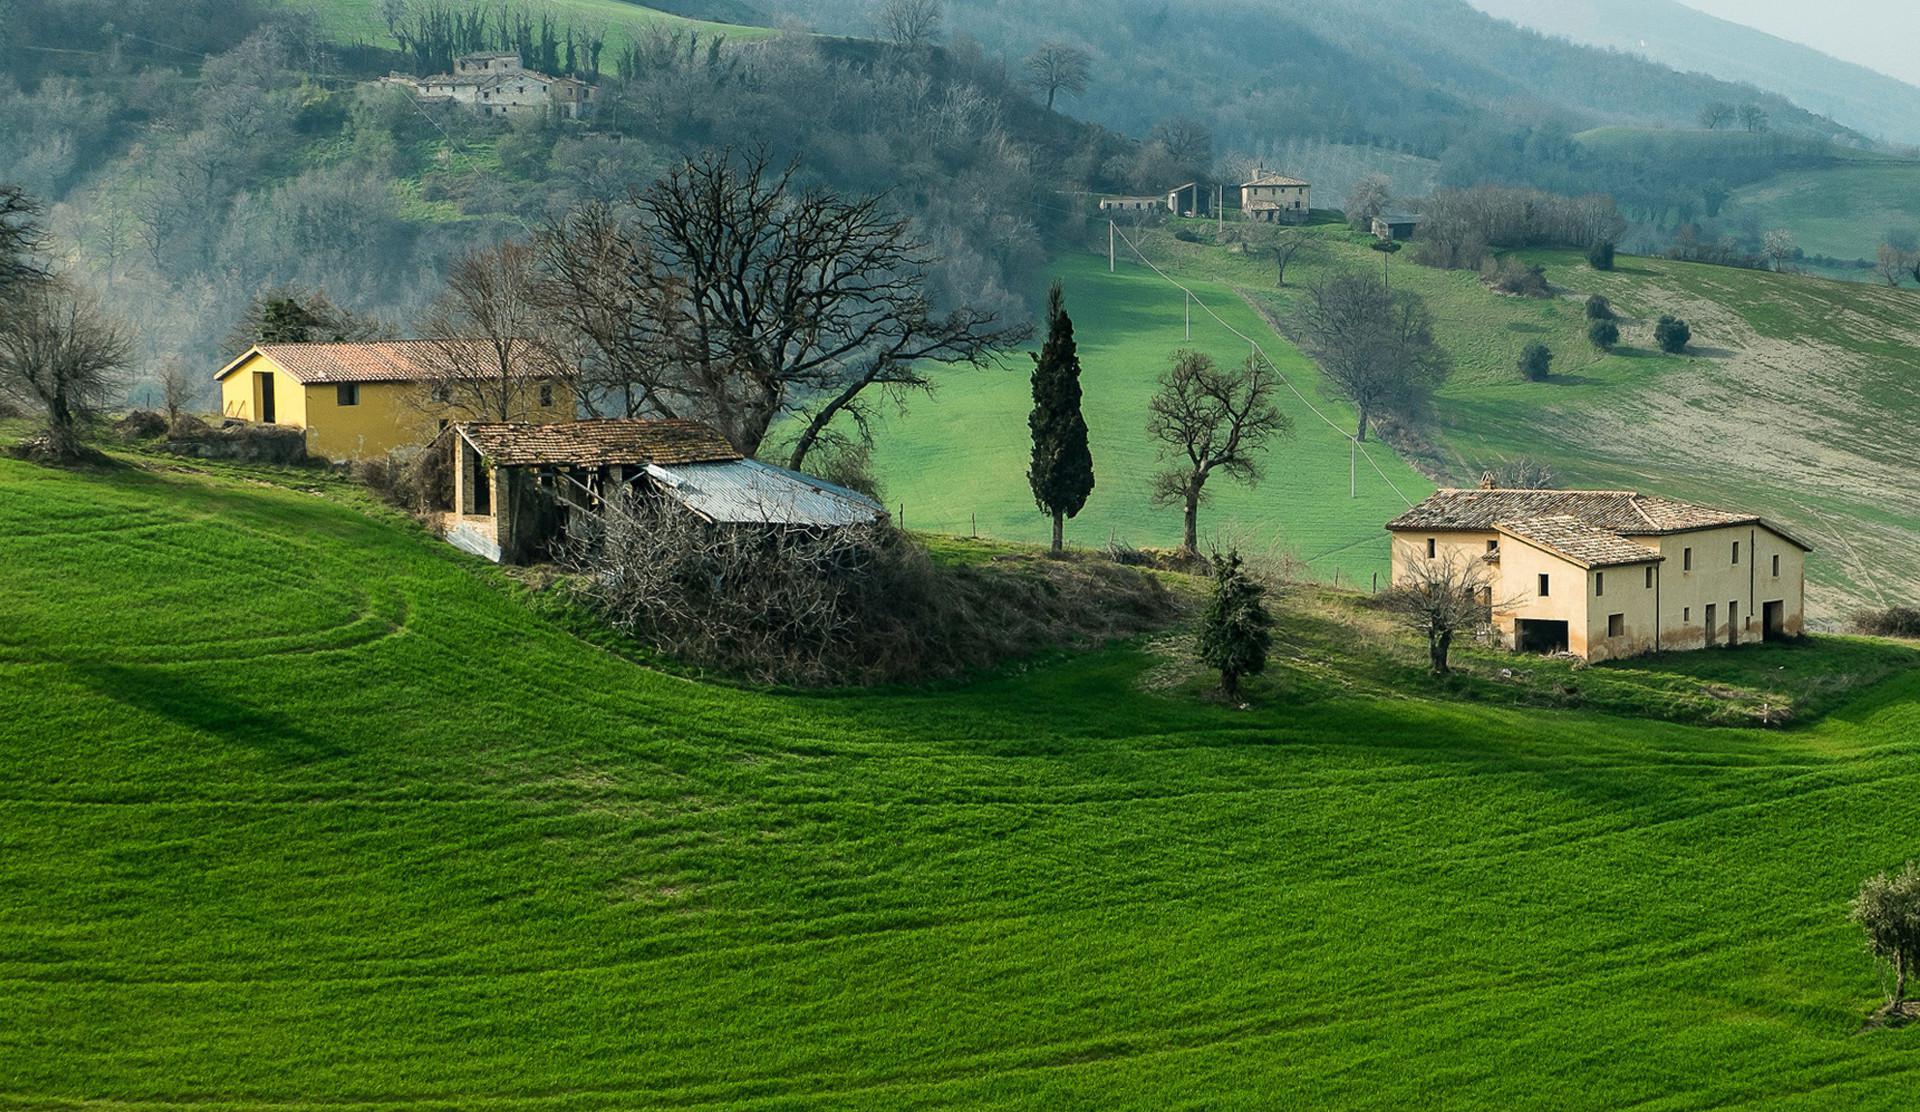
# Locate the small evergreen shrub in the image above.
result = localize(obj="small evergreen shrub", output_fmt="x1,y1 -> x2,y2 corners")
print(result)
1588,319 -> 1620,352
1655,314 -> 1692,354
1198,548 -> 1273,699
1587,240 -> 1616,271
1584,294 -> 1614,321
1518,342 -> 1554,381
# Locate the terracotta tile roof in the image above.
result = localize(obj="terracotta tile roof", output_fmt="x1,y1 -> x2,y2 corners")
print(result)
1496,515 -> 1661,569
1243,172 -> 1310,187
218,341 -> 564,385
454,419 -> 740,467
1388,489 -> 1813,550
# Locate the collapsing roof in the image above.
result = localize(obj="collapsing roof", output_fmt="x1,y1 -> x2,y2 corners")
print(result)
456,420 -> 738,467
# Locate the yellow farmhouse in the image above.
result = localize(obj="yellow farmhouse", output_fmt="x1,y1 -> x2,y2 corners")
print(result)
1388,486 -> 1812,662
214,340 -> 574,461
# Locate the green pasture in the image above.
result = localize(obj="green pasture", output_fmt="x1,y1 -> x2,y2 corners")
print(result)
1,436 -> 1918,1107
866,250 -> 1432,586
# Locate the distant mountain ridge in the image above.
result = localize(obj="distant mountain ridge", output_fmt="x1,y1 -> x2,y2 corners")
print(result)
1467,0 -> 1920,145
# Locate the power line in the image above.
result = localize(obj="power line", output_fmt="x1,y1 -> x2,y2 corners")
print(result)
1106,221 -> 1416,508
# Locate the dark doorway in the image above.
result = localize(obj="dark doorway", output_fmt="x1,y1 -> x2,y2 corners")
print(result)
256,372 -> 276,424
1728,601 -> 1739,647
473,465 -> 491,516
1515,619 -> 1570,654
1763,600 -> 1785,642
1704,604 -> 1717,647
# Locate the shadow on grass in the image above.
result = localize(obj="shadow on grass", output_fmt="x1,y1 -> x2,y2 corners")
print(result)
69,662 -> 346,765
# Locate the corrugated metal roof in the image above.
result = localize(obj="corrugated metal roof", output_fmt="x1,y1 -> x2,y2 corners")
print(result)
645,459 -> 885,527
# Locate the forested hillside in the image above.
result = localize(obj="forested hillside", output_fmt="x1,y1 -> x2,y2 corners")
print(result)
0,1 -> 1137,400
1469,0 -> 1920,146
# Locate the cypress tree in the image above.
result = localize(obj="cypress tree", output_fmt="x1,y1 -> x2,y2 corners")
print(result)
1027,281 -> 1094,556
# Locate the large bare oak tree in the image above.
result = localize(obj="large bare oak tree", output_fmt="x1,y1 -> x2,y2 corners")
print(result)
1147,350 -> 1289,556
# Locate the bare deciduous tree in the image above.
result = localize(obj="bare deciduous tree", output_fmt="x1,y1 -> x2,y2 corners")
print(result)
533,201 -> 655,418
157,361 -> 199,426
1024,43 -> 1090,111
1739,103 -> 1770,133
1698,101 -> 1735,130
0,186 -> 46,297
1290,271 -> 1450,441
1344,173 -> 1391,232
1146,350 -> 1290,556
418,240 -> 569,421
1271,228 -> 1314,288
1875,243 -> 1911,288
562,148 -> 1025,469
0,279 -> 134,461
874,0 -> 943,49
1379,550 -> 1498,675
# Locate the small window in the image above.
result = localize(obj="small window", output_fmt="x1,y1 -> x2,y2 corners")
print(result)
539,383 -> 554,407
336,383 -> 359,407
1683,547 -> 1693,571
1608,613 -> 1625,638
1426,538 -> 1436,559
1683,607 -> 1691,622
1732,541 -> 1741,565
1487,539 -> 1500,554
1596,572 -> 1605,597
1538,573 -> 1550,598
1771,554 -> 1780,577
1644,567 -> 1654,589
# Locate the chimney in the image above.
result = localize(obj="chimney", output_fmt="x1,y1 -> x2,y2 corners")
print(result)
1479,471 -> 1497,490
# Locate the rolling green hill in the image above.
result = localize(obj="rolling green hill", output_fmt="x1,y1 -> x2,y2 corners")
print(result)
1728,162 -> 1920,263
874,222 -> 1920,624
866,251 -> 1432,587
3,432 -> 1920,1105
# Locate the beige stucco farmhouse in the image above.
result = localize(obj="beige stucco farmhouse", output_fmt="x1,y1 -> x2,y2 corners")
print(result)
1387,486 -> 1812,662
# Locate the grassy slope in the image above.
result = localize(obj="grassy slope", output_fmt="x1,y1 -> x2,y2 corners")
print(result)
1089,222 -> 1920,623
1730,162 -> 1920,262
3,443 -> 1920,1106
867,250 -> 1433,587
293,0 -> 773,50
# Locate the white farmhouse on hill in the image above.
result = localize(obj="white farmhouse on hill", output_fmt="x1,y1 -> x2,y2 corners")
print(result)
1388,485 -> 1811,662
382,53 -> 597,120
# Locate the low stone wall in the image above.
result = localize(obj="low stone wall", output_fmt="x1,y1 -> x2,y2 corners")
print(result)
164,423 -> 308,465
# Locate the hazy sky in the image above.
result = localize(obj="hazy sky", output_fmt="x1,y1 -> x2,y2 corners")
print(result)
1682,0 -> 1920,86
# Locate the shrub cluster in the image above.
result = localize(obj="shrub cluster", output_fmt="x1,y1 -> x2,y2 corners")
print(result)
1587,240 -> 1616,271
569,498 -> 1174,686
1482,257 -> 1550,297
1588,319 -> 1621,351
1584,294 -> 1615,321
1518,342 -> 1554,381
1853,607 -> 1920,639
1654,315 -> 1692,354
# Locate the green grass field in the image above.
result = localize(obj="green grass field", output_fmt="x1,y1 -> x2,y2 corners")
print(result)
3,435 -> 1920,1107
866,251 -> 1433,588
1005,223 -> 1920,623
1729,162 -> 1920,264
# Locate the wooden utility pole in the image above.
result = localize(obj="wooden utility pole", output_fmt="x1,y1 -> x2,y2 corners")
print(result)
1350,438 -> 1357,498
1109,221 -> 1116,272
1185,292 -> 1191,340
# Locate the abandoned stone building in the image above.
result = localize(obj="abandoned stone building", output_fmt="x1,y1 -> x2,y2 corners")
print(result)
382,52 -> 597,119
438,419 -> 886,564
1388,487 -> 1811,662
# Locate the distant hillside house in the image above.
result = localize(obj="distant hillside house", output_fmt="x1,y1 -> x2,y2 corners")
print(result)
1372,213 -> 1422,242
1240,171 -> 1310,224
381,53 -> 597,119
1166,182 -> 1212,217
214,341 -> 574,462
1097,195 -> 1164,214
439,420 -> 886,564
1387,486 -> 1811,662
